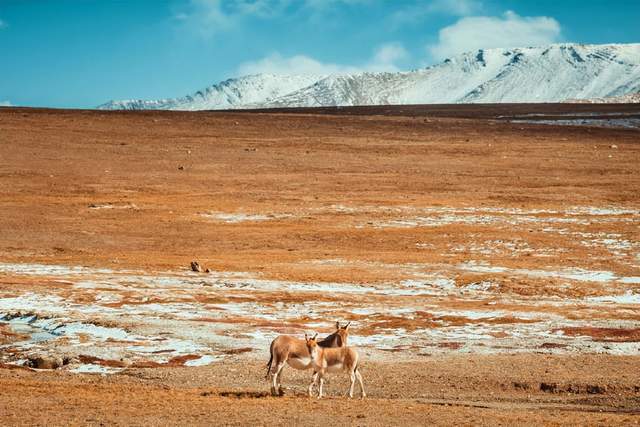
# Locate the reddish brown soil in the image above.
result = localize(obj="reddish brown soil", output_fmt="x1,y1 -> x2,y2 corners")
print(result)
1,355 -> 640,426
1,106 -> 639,281
1,105 -> 639,425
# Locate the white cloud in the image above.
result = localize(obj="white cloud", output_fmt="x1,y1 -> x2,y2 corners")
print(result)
176,0 -> 232,37
238,53 -> 360,76
427,11 -> 562,60
176,0 -> 291,37
391,0 -> 481,25
237,42 -> 408,76
367,42 -> 409,72
177,0 -> 378,37
0,100 -> 12,107
233,0 -> 292,18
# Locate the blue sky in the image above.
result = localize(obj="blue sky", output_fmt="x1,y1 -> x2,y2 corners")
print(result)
1,0 -> 639,108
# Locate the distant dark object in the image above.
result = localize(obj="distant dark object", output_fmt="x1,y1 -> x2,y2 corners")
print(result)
539,382 -> 557,393
26,355 -> 67,370
587,384 -> 606,394
190,261 -> 203,273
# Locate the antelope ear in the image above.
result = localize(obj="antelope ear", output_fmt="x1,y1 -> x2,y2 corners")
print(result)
313,333 -> 318,340
336,321 -> 340,330
304,333 -> 309,341
344,321 -> 351,330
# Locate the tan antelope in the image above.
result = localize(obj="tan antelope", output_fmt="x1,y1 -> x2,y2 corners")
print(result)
266,322 -> 350,396
305,333 -> 365,399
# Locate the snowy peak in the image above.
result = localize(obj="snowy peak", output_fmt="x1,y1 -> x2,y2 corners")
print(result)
98,74 -> 322,111
450,44 -> 640,102
98,43 -> 640,110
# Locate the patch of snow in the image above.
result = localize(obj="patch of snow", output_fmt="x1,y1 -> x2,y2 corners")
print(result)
371,214 -> 499,228
69,364 -> 122,374
0,316 -> 58,344
2,261 -> 640,359
126,337 -> 207,356
54,322 -> 132,342
457,262 -> 508,274
0,263 -> 115,277
566,207 -> 640,216
618,276 -> 640,284
201,212 -> 276,223
457,261 -> 631,283
184,355 -> 220,366
0,294 -> 69,314
462,281 -> 493,292
588,291 -> 640,304
201,211 -> 297,223
350,308 -> 378,315
88,203 -> 138,210
399,278 -> 456,295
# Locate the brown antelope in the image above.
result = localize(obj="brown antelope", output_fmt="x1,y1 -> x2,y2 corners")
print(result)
305,333 -> 365,399
266,322 -> 350,396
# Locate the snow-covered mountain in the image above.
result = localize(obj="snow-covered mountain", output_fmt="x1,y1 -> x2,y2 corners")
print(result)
98,43 -> 640,110
98,74 -> 321,110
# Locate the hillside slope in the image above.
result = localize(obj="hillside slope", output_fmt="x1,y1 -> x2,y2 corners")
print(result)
98,43 -> 640,110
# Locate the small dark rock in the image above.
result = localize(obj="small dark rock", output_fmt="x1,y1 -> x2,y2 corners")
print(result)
513,381 -> 530,390
587,385 -> 606,394
540,382 -> 557,393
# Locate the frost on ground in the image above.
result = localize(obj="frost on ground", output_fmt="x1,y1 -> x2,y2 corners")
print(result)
0,208 -> 640,373
1,204 -> 639,373
360,206 -> 639,229
200,212 -> 286,223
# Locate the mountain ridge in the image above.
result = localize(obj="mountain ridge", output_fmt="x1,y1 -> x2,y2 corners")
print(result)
97,43 -> 640,110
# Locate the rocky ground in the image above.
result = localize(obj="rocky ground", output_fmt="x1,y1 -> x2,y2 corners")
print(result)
0,105 -> 639,425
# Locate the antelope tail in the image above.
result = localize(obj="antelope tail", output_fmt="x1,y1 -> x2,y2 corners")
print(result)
265,341 -> 274,379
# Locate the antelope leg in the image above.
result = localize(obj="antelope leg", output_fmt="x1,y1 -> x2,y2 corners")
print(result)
356,370 -> 366,398
271,362 -> 285,396
318,376 -> 325,399
308,371 -> 319,397
348,371 -> 356,398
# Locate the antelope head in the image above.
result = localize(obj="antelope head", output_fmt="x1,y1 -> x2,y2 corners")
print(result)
304,332 -> 319,358
335,321 -> 351,346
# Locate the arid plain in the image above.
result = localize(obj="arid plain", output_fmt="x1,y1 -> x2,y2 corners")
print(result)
0,105 -> 639,425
